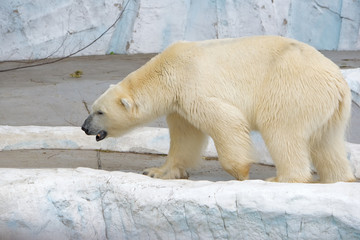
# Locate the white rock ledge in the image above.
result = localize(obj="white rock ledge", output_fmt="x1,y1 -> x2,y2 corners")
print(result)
1,125 -> 360,178
342,68 -> 360,106
1,125 -> 360,179
0,168 -> 359,240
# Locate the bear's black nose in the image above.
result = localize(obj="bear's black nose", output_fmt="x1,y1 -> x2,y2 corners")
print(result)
81,125 -> 89,134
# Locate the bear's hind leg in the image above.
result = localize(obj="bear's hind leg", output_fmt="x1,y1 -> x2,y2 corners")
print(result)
143,113 -> 207,179
262,130 -> 313,183
310,127 -> 355,183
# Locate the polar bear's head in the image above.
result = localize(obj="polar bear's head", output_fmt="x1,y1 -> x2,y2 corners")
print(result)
81,84 -> 138,141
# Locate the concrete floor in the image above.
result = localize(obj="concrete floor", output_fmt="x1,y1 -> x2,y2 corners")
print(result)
0,149 -> 278,181
0,54 -> 164,127
0,52 -> 359,181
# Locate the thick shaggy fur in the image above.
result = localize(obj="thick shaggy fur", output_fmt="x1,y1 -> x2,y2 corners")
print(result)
83,36 -> 355,183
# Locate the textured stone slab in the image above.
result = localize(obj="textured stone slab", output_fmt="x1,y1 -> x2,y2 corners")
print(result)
0,168 -> 359,240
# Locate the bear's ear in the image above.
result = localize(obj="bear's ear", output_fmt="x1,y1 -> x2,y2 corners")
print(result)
121,98 -> 132,111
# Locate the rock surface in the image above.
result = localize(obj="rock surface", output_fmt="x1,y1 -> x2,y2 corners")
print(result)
342,68 -> 360,106
1,0 -> 360,60
0,168 -> 359,240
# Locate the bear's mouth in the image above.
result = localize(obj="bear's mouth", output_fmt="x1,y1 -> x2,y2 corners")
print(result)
96,130 -> 108,141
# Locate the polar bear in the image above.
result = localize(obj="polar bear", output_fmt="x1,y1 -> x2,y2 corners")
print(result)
82,36 -> 355,183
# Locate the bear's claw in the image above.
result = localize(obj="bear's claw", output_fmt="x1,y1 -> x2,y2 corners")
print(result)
142,171 -> 156,178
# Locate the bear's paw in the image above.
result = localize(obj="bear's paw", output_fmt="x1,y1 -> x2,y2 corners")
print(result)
143,167 -> 189,179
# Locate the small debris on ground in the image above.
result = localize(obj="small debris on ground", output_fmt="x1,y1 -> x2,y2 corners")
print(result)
70,70 -> 83,78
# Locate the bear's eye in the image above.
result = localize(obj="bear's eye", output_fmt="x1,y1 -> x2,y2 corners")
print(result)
97,111 -> 104,115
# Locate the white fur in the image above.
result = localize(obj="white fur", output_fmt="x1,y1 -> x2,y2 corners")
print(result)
91,36 -> 355,183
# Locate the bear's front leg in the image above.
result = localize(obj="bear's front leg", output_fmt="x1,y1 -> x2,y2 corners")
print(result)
143,113 -> 207,179
186,97 -> 255,180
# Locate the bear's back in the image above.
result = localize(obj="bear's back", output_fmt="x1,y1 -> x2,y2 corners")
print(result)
158,36 -> 347,129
